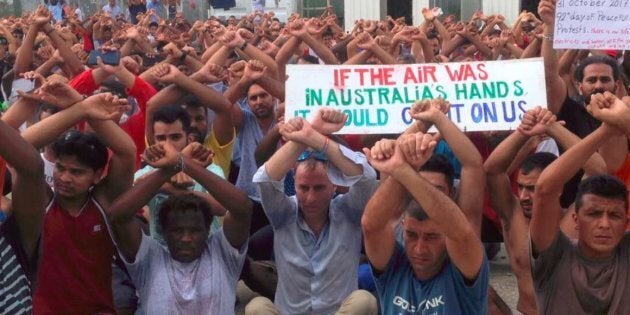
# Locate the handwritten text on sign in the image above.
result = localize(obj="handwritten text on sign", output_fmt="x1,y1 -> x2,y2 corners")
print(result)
285,58 -> 547,134
553,0 -> 630,50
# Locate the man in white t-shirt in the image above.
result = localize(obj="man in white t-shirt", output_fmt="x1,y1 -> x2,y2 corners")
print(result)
108,141 -> 253,314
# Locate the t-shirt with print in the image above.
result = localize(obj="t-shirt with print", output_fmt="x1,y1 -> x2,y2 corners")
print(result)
123,229 -> 246,314
0,216 -> 33,314
531,231 -> 630,314
373,242 -> 489,315
134,163 -> 225,246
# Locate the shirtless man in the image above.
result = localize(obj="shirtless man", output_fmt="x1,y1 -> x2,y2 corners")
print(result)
484,107 -> 607,314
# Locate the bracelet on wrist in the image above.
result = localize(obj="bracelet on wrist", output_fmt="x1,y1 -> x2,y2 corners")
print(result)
240,41 -> 248,50
178,53 -> 187,64
542,34 -> 553,41
321,136 -> 330,153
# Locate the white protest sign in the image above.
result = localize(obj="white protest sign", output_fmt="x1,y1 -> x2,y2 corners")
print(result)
285,58 -> 547,134
553,0 -> 630,50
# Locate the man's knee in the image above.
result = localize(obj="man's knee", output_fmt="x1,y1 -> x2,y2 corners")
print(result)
337,289 -> 378,315
245,296 -> 280,315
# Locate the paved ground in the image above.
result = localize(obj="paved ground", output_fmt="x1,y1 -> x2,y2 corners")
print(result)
489,244 -> 519,313
235,243 -> 519,314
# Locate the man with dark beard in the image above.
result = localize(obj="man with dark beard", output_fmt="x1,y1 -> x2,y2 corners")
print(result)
539,0 -> 622,138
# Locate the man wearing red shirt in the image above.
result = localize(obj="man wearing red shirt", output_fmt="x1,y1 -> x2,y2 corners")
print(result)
69,56 -> 157,169
20,90 -> 134,314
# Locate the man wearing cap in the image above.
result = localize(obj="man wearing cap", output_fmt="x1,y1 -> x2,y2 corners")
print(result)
246,109 -> 379,315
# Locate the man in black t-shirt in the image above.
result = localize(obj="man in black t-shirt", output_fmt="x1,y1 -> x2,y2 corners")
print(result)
539,0 -> 621,138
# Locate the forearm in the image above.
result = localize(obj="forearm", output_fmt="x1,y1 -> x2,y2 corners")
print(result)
308,132 -> 363,177
433,19 -> 451,42
433,115 -> 482,168
207,44 -> 232,65
114,67 -> 137,88
201,41 -> 222,64
599,133 -> 629,173
558,49 -> 579,76
521,37 -> 541,59
392,165 -> 471,241
469,36 -> 492,58
1,97 -> 40,129
225,77 -> 251,104
109,168 -> 175,222
13,26 -> 38,75
547,123 -> 608,175
368,45 -> 396,65
506,43 -> 523,58
264,140 -> 306,180
441,35 -> 464,57
419,39 -> 435,63
484,131 -> 530,174
343,49 -> 371,65
44,26 -> 84,76
0,120 -> 42,177
133,36 -> 155,55
362,176 -> 408,231
542,24 -> 561,83
183,159 -> 252,218
255,126 -> 282,167
182,54 -> 203,72
239,44 -> 279,78
255,75 -> 285,101
120,39 -> 135,57
22,104 -> 87,149
88,119 -> 136,161
300,34 -> 339,64
35,56 -> 61,76
538,125 -> 614,194
179,74 -> 231,112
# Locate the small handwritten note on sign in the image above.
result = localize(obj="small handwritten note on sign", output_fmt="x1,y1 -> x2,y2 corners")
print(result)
285,58 -> 547,134
554,0 -> 630,49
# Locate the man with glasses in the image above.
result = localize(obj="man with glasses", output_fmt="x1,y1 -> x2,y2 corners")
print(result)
246,109 -> 379,315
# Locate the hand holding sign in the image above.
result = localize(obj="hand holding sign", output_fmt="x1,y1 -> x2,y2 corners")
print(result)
311,108 -> 348,135
537,0 -> 555,26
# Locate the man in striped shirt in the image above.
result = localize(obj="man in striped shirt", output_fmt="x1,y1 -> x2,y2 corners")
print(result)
0,115 -> 48,314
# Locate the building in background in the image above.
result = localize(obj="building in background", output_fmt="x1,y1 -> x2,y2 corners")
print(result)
11,0 -> 537,30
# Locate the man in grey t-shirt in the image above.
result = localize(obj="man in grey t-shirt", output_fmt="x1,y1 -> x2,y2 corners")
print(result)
530,91 -> 630,314
107,142 -> 253,314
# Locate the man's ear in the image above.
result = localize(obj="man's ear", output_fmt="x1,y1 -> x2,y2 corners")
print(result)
93,169 -> 105,185
572,211 -> 579,230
